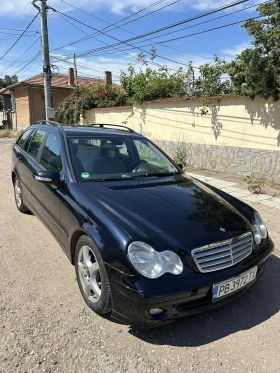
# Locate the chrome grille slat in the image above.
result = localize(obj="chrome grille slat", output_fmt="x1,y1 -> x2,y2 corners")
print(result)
231,237 -> 252,248
232,249 -> 251,261
192,232 -> 253,273
198,252 -> 232,264
194,246 -> 230,259
202,258 -> 233,268
231,242 -> 252,254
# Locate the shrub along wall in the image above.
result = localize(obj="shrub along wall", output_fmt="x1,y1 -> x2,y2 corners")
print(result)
84,95 -> 280,182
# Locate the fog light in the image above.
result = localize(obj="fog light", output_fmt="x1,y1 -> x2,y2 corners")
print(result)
148,308 -> 164,316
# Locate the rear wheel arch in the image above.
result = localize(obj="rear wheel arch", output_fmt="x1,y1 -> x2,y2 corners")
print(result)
12,170 -> 17,184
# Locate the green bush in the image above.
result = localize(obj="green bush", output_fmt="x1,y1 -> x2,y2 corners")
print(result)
55,83 -> 124,124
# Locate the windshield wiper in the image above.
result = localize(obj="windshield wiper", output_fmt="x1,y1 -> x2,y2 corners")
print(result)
82,172 -> 179,182
85,175 -> 136,182
131,172 -> 179,178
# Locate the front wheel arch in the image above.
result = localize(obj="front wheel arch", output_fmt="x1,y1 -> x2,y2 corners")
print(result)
70,229 -> 88,265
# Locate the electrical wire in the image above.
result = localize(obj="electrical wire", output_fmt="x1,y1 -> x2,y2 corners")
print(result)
53,0 -> 251,53
57,0 -> 179,44
0,27 -> 37,33
58,0 -> 212,61
55,12 -> 193,72
54,7 -> 262,71
13,51 -> 41,77
0,13 -> 39,63
74,0 -> 267,59
126,1 -> 269,46
0,37 -> 41,75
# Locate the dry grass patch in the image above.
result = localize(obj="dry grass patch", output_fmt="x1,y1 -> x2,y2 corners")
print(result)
0,129 -> 23,139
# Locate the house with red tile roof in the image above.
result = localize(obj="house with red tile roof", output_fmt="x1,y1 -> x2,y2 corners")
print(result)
0,68 -> 113,129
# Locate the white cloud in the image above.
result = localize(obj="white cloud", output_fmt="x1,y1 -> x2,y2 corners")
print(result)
220,41 -> 251,61
0,0 -> 260,17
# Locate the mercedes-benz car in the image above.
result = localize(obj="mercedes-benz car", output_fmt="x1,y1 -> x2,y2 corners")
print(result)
12,121 -> 274,327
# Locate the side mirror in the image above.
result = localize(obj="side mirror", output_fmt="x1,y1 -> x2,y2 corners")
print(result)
177,163 -> 184,170
35,170 -> 61,185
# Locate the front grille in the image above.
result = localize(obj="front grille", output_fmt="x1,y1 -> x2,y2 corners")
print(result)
191,232 -> 253,273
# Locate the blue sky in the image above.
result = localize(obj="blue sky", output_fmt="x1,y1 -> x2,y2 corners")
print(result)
0,0 -> 262,83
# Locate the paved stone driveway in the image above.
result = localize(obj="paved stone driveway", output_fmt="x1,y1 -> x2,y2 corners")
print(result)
188,173 -> 280,209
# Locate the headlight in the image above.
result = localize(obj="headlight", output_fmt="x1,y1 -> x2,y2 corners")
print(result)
128,241 -> 183,279
253,211 -> 267,244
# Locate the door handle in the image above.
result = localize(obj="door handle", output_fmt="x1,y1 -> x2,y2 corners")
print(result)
16,154 -> 22,162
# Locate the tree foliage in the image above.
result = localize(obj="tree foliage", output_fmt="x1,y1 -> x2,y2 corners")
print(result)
120,58 -> 194,104
0,74 -> 18,88
0,75 -> 18,111
193,56 -> 231,107
228,0 -> 280,100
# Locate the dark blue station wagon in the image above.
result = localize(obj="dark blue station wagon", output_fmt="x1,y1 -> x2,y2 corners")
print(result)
12,121 -> 274,327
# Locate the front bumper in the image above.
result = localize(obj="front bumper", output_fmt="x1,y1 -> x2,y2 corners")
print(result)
105,238 -> 274,327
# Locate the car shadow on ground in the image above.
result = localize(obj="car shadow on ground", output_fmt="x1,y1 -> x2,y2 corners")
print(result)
129,255 -> 280,347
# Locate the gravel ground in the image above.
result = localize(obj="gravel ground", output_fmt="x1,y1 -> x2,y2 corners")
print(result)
0,139 -> 279,373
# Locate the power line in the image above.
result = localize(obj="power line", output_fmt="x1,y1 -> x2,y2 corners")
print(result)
54,0 -> 182,52
0,27 -> 37,33
127,0 -> 269,47
58,0 -> 212,62
0,37 -> 41,75
0,13 -> 39,63
54,11 -> 194,71
53,0 -> 251,55
128,15 -> 264,48
11,0 -> 33,29
51,55 -> 121,77
53,9 -> 209,69
13,51 -> 42,77
74,14 -> 261,59
79,0 -> 266,59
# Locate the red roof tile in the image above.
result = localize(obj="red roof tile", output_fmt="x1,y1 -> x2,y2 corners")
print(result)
0,88 -> 11,95
6,72 -> 104,90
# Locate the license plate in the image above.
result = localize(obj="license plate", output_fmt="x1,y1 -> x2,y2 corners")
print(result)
212,266 -> 258,301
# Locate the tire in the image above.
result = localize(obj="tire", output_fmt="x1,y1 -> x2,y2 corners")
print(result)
75,235 -> 112,315
13,176 -> 29,213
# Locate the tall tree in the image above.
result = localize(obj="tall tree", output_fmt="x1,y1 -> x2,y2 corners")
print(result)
0,75 -> 18,111
228,0 -> 280,100
0,74 -> 18,89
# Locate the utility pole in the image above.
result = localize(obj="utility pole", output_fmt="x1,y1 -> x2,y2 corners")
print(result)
32,0 -> 54,120
74,54 -> 78,87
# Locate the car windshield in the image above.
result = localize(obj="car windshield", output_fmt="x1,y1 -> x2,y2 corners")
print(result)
67,136 -> 179,181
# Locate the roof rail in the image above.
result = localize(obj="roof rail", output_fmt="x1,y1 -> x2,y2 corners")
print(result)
87,123 -> 135,133
31,120 -> 63,131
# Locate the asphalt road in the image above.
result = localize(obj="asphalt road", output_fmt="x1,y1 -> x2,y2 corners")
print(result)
0,139 -> 279,373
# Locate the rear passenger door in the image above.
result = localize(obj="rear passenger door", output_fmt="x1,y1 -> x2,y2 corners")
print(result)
16,129 -> 47,210
33,132 -> 64,243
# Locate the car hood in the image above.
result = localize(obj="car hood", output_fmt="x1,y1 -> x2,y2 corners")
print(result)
77,175 -> 252,253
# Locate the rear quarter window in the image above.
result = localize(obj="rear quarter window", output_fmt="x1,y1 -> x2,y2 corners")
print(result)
16,128 -> 33,149
26,129 -> 47,160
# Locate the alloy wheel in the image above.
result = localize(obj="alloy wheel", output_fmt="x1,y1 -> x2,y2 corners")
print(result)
77,245 -> 102,303
14,178 -> 22,209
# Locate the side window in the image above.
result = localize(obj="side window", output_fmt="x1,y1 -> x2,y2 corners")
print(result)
39,133 -> 62,172
27,129 -> 46,160
17,129 -> 33,149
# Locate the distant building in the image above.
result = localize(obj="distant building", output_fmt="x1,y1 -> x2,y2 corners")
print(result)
0,69 -> 113,129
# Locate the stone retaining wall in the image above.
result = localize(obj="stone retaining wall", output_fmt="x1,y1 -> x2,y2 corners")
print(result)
157,141 -> 280,183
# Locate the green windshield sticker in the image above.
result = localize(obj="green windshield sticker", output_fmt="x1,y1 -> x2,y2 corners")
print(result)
81,172 -> 90,179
